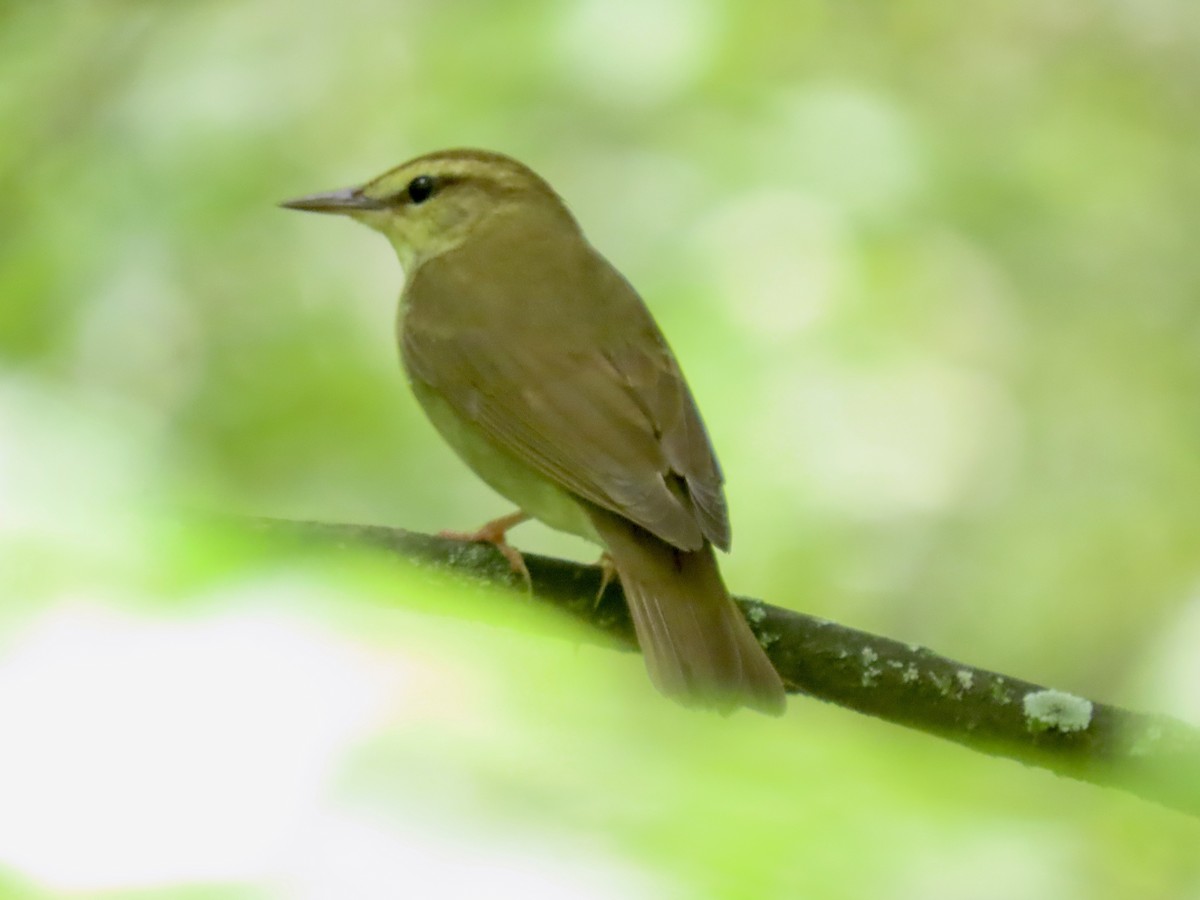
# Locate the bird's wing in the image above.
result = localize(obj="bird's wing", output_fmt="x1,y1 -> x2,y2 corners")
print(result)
401,241 -> 730,552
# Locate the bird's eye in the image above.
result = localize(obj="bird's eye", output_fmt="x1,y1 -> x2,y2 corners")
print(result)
406,175 -> 435,204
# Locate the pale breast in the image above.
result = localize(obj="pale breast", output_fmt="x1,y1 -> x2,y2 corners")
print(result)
407,376 -> 602,544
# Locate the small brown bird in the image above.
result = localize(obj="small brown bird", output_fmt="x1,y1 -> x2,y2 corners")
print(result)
282,149 -> 786,715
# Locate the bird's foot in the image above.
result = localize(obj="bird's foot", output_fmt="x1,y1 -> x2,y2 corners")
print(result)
593,551 -> 617,610
439,511 -> 531,586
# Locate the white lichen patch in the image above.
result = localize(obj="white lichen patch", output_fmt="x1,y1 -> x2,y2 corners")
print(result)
955,669 -> 974,692
901,663 -> 919,684
927,671 -> 951,696
1128,724 -> 1163,757
861,646 -> 882,687
1022,689 -> 1093,733
758,631 -> 779,649
745,603 -> 766,624
989,676 -> 1012,705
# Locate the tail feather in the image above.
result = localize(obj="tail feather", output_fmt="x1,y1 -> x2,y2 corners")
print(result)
587,508 -> 786,716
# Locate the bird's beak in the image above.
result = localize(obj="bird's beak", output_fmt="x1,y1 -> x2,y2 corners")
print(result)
279,186 -> 386,214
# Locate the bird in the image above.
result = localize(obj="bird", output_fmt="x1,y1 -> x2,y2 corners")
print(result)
282,149 -> 786,715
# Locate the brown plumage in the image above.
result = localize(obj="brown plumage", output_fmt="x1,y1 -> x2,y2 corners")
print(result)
283,149 -> 786,715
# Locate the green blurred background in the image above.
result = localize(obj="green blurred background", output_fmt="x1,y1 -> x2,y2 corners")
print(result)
1,0 -> 1198,897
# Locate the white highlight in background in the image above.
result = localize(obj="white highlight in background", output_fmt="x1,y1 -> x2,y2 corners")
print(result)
0,602 -> 386,893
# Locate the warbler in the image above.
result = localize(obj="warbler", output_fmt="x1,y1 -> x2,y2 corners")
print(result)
283,149 -> 786,715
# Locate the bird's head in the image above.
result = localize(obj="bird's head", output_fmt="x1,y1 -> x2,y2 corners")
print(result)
281,149 -> 575,271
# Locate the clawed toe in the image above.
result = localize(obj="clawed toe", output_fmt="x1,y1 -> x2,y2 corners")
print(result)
438,511 -> 531,587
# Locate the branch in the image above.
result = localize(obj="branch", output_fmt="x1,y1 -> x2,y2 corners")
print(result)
249,517 -> 1200,818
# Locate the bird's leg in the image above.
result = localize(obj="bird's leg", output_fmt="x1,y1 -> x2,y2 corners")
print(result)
594,551 -> 617,610
439,511 -> 531,584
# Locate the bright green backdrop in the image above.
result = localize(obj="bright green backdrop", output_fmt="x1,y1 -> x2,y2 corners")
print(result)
1,0 -> 1198,897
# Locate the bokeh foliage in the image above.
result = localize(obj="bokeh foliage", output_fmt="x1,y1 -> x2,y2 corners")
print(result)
1,0 -> 1199,897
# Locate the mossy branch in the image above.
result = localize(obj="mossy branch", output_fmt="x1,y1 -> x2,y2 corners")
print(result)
252,517 -> 1200,819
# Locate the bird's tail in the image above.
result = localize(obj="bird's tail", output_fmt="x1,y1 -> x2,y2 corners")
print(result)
586,509 -> 786,716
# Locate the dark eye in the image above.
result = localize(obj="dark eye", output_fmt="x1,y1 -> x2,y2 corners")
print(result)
406,175 -> 435,204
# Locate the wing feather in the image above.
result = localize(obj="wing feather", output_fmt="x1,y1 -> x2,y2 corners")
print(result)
400,220 -> 730,551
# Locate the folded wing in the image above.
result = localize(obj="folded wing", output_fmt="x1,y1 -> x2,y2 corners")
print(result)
401,234 -> 730,553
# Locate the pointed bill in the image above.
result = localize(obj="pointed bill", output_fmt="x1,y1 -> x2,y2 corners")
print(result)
279,186 -> 385,214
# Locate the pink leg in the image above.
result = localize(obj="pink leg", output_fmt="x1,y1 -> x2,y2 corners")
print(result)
594,551 -> 617,609
439,511 -> 531,584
